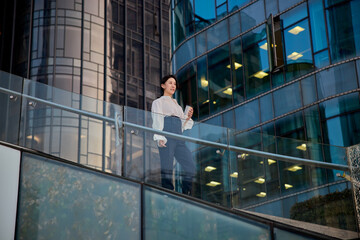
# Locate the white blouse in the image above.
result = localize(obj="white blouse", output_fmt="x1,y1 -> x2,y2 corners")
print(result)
151,96 -> 194,144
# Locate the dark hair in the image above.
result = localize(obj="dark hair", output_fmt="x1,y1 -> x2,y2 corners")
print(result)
160,75 -> 178,94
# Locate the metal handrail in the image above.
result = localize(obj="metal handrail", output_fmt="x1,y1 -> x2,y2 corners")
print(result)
0,85 -> 350,172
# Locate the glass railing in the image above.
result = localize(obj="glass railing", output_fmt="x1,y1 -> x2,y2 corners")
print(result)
0,70 -> 358,237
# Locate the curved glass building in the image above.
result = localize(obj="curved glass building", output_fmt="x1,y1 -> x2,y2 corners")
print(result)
172,0 -> 360,148
171,0 -> 360,227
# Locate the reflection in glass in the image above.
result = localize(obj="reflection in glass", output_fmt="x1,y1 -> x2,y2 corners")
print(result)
175,37 -> 195,70
228,0 -> 250,13
314,50 -> 330,69
309,0 -> 328,52
260,93 -> 273,122
319,92 -> 360,120
208,45 -> 232,113
173,1 -> 186,48
229,12 -> 241,39
326,0 -> 360,63
273,82 -> 301,117
234,100 -> 260,131
230,37 -> 244,104
316,62 -> 357,99
240,0 -> 265,33
17,153 -> 140,239
243,38 -> 270,99
196,31 -> 206,56
300,75 -> 317,106
194,0 -> 215,31
284,19 -> 313,82
206,19 -> 229,50
197,56 -> 209,118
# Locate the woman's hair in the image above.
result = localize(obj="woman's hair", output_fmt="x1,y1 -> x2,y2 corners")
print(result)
160,75 -> 178,94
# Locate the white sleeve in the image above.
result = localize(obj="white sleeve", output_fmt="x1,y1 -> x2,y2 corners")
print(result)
151,100 -> 167,144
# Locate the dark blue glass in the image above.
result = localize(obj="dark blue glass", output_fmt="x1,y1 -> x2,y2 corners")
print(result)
235,100 -> 260,131
207,19 -> 229,50
205,115 -> 222,126
228,0 -> 250,13
222,109 -> 235,129
242,24 -> 266,49
196,31 -> 206,56
173,2 -> 186,48
216,3 -> 227,20
326,0 -> 360,63
319,92 -> 360,119
194,0 -> 216,31
265,0 -> 279,17
230,37 -> 244,104
309,0 -> 328,52
275,111 -> 304,137
357,60 -> 360,87
316,62 -> 358,99
185,0 -> 195,36
229,12 -> 241,39
243,38 -> 270,99
314,50 -> 330,69
273,82 -> 301,117
280,3 -> 307,29
175,37 -> 195,70
304,105 -> 322,143
284,19 -> 313,82
240,0 -> 265,32
260,93 -> 273,122
300,75 -> 317,106
279,0 -> 302,12
208,45 -> 232,113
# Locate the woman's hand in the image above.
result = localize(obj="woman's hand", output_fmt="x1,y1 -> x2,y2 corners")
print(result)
186,107 -> 193,120
158,140 -> 167,147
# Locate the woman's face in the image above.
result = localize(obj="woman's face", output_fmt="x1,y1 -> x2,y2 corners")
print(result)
161,77 -> 177,96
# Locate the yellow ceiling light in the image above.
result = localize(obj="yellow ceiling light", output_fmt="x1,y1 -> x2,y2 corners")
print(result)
200,77 -> 208,88
254,177 -> 265,184
296,143 -> 307,151
223,88 -> 233,95
205,166 -> 216,172
26,135 -> 41,144
256,192 -> 267,197
253,71 -> 269,79
288,52 -> 303,60
284,184 -> 293,189
260,42 -> 268,51
287,165 -> 303,172
230,172 -> 238,178
226,62 -> 243,70
238,153 -> 249,159
288,26 -> 305,35
206,181 -> 221,187
213,101 -> 217,104
268,159 -> 276,165
203,99 -> 209,104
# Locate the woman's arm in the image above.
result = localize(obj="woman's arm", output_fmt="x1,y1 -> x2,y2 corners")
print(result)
151,100 -> 167,146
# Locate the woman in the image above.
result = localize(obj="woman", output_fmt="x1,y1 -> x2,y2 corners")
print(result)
151,75 -> 195,195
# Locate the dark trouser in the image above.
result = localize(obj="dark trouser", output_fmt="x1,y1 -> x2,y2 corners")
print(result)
158,116 -> 195,194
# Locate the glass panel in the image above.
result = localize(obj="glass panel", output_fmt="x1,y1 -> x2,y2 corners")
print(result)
229,12 -> 241,39
16,152 -> 140,239
243,38 -> 270,99
314,50 -> 330,69
185,0 -> 195,36
274,228 -> 318,240
197,56 -> 209,118
228,0 -> 250,13
0,71 -> 23,144
206,19 -> 229,50
316,62 -> 357,100
326,0 -> 360,63
304,106 -> 322,143
175,37 -> 195,70
234,100 -> 260,131
173,1 -> 186,47
144,187 -> 270,239
273,82 -> 301,117
284,19 -> 313,82
230,37 -> 245,104
280,3 -> 307,29
196,31 -> 206,56
20,80 -> 122,174
265,0 -> 279,17
260,93 -> 273,122
194,0 -> 216,31
208,44 -> 232,113
240,0 -> 265,32
222,109 -> 235,129
178,62 -> 198,119
309,0 -> 328,52
300,75 -> 317,106
216,3 -> 227,20
319,92 -> 360,120
279,0 -> 303,12
357,60 -> 360,87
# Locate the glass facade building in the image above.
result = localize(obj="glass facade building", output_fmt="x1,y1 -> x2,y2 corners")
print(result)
171,0 -> 360,226
0,0 -> 171,110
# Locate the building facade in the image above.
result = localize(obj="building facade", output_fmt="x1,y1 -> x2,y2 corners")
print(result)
171,0 -> 360,228
0,0 -> 171,111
